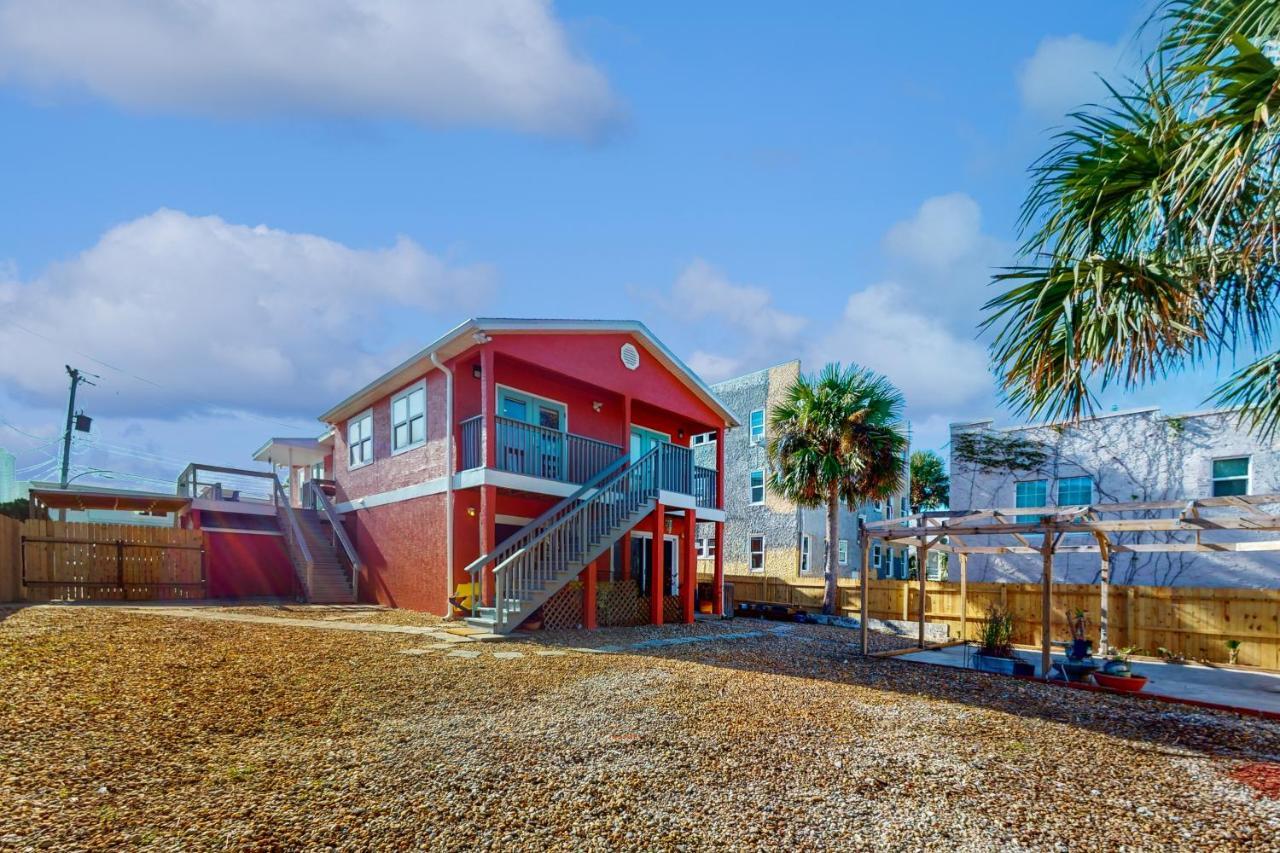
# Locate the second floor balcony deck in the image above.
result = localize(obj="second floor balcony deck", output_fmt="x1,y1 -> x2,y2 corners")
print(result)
459,414 -> 718,509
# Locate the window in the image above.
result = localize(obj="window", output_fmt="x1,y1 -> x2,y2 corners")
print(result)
347,411 -> 373,469
696,537 -> 717,559
872,542 -> 882,568
749,409 -> 765,445
691,431 -> 716,446
1212,457 -> 1250,497
874,499 -> 883,513
391,383 -> 427,454
1015,479 -> 1047,523
900,496 -> 909,516
750,469 -> 765,504
800,535 -> 812,573
1057,475 -> 1092,506
886,502 -> 895,520
749,536 -> 765,572
838,539 -> 849,565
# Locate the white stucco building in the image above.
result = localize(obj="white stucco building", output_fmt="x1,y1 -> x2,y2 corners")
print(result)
949,407 -> 1280,588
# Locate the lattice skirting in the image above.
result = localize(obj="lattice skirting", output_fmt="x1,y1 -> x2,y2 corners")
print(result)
534,579 -> 661,629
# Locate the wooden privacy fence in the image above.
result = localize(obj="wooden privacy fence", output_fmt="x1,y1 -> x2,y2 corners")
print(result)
20,520 -> 205,602
716,573 -> 1280,670
0,516 -> 20,603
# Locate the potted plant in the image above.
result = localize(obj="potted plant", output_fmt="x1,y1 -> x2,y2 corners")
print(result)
974,605 -> 1033,677
1225,639 -> 1243,666
1094,646 -> 1148,692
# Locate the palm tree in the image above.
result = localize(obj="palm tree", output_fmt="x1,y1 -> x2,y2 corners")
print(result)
984,0 -> 1280,435
767,364 -> 907,614
909,450 -> 949,512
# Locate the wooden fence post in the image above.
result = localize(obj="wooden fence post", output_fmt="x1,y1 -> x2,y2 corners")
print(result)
958,553 -> 968,642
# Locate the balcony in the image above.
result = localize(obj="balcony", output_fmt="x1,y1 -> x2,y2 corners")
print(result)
459,415 -> 718,509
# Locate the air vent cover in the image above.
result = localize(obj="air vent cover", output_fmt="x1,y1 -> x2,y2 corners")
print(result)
620,342 -> 640,370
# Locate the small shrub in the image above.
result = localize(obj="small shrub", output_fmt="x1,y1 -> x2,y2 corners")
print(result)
978,605 -> 1016,658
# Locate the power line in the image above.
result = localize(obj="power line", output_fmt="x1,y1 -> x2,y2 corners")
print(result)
4,319 -> 320,433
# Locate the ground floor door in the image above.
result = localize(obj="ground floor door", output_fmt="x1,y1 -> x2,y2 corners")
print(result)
631,532 -> 678,597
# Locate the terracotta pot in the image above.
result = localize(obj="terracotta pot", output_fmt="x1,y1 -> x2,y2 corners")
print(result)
1094,672 -> 1148,692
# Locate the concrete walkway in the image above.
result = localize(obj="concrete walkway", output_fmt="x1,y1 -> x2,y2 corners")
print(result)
898,643 -> 1280,716
116,606 -> 500,642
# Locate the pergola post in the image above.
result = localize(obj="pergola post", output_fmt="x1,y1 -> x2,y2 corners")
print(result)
958,552 -> 969,642
1039,522 -> 1055,679
859,537 -> 871,655
916,541 -> 930,648
1093,531 -> 1112,656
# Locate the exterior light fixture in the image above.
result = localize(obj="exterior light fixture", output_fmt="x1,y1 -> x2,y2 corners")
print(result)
472,364 -> 482,379
592,401 -> 603,412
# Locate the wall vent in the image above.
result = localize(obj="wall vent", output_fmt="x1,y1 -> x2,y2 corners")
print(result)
620,342 -> 641,370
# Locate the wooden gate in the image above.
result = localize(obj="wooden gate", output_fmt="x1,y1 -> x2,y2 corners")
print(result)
21,520 -> 205,602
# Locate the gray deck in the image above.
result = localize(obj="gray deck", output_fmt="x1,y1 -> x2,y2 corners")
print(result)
897,644 -> 1280,716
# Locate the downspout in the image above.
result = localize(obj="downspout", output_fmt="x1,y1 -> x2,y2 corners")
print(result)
431,352 -> 455,619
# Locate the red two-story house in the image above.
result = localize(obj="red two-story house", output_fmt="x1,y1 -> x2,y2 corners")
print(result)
309,318 -> 735,633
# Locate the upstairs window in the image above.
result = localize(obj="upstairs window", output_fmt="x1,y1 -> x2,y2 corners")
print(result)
1015,479 -> 1047,523
750,470 -> 765,504
838,539 -> 849,566
348,411 -> 373,469
800,535 -> 812,573
872,542 -> 882,569
1213,457 -> 1250,497
691,431 -> 716,446
391,383 -> 427,454
749,409 -> 765,445
749,536 -> 765,572
1057,476 -> 1092,507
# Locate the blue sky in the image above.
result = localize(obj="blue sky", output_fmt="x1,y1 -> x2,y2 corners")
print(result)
0,1 -> 1212,490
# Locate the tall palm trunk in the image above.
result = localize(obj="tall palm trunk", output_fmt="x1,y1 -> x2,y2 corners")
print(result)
822,485 -> 840,615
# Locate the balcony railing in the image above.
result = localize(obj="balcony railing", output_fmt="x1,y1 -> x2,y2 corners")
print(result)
460,416 -> 625,485
457,416 -> 720,508
177,464 -> 278,505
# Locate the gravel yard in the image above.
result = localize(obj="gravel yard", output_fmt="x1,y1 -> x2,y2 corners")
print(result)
2,604 -> 1279,851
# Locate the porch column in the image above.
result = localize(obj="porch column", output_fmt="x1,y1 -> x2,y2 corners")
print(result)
712,519 -> 724,617
621,395 -> 632,449
480,346 -> 497,469
650,503 -> 665,625
581,564 -> 597,630
480,484 -> 497,606
682,509 -> 697,624
621,532 -> 632,581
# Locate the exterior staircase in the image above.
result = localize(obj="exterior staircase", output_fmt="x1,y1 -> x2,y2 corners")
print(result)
273,478 -> 361,604
463,446 -> 664,634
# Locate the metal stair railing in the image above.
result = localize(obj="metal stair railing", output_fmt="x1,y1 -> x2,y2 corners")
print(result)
308,482 -> 362,603
460,451 -> 631,615
273,477 -> 315,599
488,447 -> 661,628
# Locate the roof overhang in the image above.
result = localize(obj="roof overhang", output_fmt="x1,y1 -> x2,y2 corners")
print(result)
29,482 -> 191,516
317,318 -> 741,428
252,437 -> 330,467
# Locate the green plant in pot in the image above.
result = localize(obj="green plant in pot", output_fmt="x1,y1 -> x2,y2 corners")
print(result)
974,605 -> 1033,677
1225,639 -> 1243,666
1102,646 -> 1137,677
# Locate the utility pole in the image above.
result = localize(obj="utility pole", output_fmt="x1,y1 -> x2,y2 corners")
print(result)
58,366 -> 96,520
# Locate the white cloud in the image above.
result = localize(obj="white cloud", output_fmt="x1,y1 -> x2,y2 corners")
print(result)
808,282 -> 991,409
883,192 -> 987,273
654,259 -> 807,350
0,209 -> 496,419
0,0 -> 618,138
1018,34 -> 1123,118
685,350 -> 742,383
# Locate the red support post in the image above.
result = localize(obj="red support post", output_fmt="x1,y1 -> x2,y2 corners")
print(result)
480,484 -> 497,606
682,509 -> 696,624
621,531 -> 632,581
650,503 -> 664,625
581,563 -> 598,629
480,346 -> 497,469
712,520 -> 724,617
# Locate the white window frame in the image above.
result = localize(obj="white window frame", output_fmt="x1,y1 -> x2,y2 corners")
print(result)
696,537 -> 717,559
390,380 -> 428,455
838,539 -> 849,566
874,499 -> 883,513
800,535 -> 812,573
749,535 -> 765,572
749,469 -> 765,504
347,409 -> 374,470
872,542 -> 882,569
749,409 -> 765,446
1211,456 -> 1251,497
691,431 -> 716,446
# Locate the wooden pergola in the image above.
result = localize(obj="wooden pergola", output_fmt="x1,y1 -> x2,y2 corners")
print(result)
858,493 -> 1280,676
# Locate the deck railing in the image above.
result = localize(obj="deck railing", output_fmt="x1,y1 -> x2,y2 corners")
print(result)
693,465 -> 717,509
458,416 -> 625,485
176,464 -> 277,505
